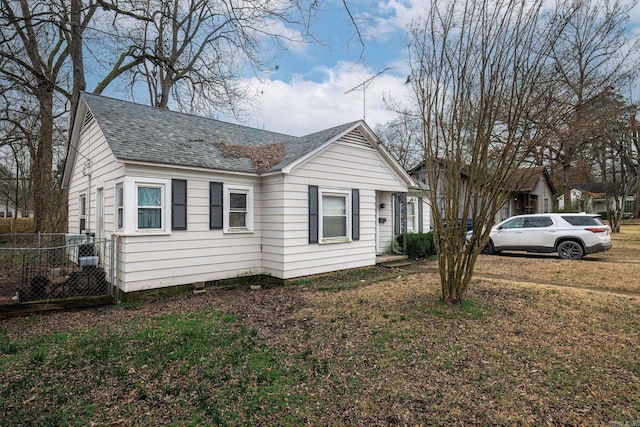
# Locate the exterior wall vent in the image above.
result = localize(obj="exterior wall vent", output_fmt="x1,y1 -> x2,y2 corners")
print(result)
83,110 -> 94,128
341,129 -> 372,150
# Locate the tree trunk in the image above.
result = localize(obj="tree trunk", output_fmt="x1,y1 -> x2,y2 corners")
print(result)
562,163 -> 572,210
69,0 -> 86,116
32,81 -> 55,232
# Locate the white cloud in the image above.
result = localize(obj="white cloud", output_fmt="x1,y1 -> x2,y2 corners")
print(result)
365,0 -> 425,40
231,62 -> 414,136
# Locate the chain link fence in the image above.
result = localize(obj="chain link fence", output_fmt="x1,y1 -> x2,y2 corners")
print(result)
0,233 -> 114,305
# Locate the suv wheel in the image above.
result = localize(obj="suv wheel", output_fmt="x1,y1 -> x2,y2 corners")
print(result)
557,240 -> 584,260
481,240 -> 495,255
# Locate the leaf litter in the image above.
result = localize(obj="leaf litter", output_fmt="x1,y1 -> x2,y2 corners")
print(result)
1,228 -> 639,425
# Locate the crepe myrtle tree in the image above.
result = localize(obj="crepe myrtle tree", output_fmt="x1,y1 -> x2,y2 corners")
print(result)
405,0 -> 568,304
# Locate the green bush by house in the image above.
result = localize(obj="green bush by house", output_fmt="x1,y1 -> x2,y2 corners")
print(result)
397,232 -> 436,259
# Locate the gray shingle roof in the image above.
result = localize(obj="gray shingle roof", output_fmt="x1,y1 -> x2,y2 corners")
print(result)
81,92 -> 360,174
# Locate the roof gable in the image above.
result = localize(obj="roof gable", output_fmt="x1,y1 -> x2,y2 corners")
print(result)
503,166 -> 554,193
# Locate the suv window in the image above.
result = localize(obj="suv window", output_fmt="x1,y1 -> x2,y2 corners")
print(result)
500,217 -> 525,229
561,215 -> 603,226
524,216 -> 553,228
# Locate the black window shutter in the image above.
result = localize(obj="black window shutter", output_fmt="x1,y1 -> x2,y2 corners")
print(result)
352,189 -> 360,240
418,197 -> 423,233
210,182 -> 223,230
309,185 -> 318,244
172,179 -> 187,230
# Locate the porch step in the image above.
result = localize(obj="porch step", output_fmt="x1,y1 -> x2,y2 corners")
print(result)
376,254 -> 411,268
380,261 -> 413,268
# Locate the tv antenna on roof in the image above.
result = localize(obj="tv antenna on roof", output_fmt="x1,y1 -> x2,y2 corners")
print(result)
344,67 -> 390,122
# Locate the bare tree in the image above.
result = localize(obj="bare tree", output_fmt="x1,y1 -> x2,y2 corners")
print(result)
0,0 -> 72,231
375,111 -> 423,170
1,0 -> 361,232
88,0 -> 330,113
589,91 -> 639,230
544,0 -> 639,207
406,0 -> 566,303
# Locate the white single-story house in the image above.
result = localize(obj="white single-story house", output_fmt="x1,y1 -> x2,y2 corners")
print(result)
557,182 -> 635,217
62,93 -> 417,295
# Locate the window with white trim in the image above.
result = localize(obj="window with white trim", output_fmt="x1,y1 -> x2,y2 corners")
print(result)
79,194 -> 86,233
224,185 -> 253,232
319,189 -> 351,242
115,178 -> 171,234
137,185 -> 163,229
407,197 -> 417,233
115,184 -> 123,230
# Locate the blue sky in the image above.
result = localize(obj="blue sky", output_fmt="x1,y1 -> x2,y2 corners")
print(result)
99,0 -> 640,137
95,0 -> 415,136
226,0 -> 418,136
233,0 -> 640,136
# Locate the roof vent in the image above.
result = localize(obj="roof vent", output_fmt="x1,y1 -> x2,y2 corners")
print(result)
82,110 -> 94,128
342,129 -> 372,150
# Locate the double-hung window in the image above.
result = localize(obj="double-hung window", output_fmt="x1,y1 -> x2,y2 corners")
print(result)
407,198 -> 417,233
309,186 -> 359,244
322,193 -> 348,239
229,191 -> 248,228
137,185 -> 162,229
115,178 -> 170,234
115,184 -> 123,229
222,185 -> 253,232
79,195 -> 86,233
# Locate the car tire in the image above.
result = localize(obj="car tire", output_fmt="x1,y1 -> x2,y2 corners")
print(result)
557,240 -> 584,260
481,240 -> 495,255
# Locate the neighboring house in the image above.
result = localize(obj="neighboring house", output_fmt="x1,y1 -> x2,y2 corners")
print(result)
62,93 -> 416,296
408,162 -> 555,225
498,166 -> 556,222
0,201 -> 33,218
407,160 -> 468,231
557,182 -> 635,216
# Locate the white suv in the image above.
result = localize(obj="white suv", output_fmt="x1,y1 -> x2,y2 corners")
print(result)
477,213 -> 612,260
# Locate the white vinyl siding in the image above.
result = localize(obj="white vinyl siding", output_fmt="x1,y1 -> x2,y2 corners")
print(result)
68,115 -> 414,292
278,130 -> 409,279
115,166 -> 262,292
67,109 -> 125,238
66,107 -> 126,282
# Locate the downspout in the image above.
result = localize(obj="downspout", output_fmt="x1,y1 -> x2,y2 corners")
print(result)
83,160 -> 92,236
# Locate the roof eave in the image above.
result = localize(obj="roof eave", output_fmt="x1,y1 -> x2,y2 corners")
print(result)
61,95 -> 88,190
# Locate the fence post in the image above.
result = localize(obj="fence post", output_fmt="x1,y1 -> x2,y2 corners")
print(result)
110,234 -> 118,303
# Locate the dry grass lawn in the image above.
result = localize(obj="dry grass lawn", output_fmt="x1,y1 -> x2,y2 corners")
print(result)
1,225 -> 639,425
469,224 -> 640,293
